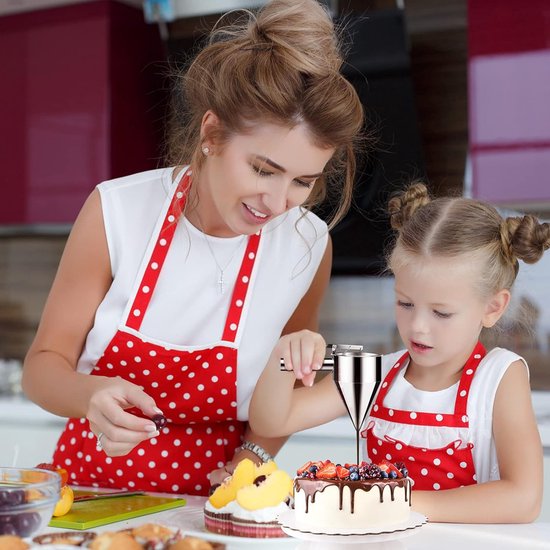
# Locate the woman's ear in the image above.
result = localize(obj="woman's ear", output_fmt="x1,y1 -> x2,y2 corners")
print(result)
200,110 -> 221,153
482,289 -> 511,328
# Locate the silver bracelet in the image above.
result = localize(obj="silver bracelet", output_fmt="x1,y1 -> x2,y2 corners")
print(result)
236,440 -> 274,463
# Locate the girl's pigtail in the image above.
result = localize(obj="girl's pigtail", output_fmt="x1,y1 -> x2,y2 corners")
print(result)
504,215 -> 550,265
388,182 -> 431,230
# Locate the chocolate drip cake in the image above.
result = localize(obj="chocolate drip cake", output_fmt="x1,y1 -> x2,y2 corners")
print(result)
293,460 -> 411,533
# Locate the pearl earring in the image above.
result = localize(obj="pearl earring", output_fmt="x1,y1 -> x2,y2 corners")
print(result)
202,146 -> 210,156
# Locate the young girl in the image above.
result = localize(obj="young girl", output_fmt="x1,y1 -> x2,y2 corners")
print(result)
249,182 -> 547,523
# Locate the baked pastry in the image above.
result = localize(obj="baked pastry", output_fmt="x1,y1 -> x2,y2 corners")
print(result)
204,459 -> 292,538
126,523 -> 180,549
0,535 -> 28,549
33,531 -> 96,546
168,537 -> 225,550
89,531 -> 144,550
293,459 -> 412,534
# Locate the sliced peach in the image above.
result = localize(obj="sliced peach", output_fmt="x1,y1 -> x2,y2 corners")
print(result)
208,458 -> 256,509
254,461 -> 277,477
53,485 -> 74,517
236,469 -> 293,511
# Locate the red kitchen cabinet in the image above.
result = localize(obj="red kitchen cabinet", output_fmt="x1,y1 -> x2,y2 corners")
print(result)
0,0 -> 166,225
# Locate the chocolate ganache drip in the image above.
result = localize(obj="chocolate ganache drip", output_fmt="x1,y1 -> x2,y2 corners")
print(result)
294,478 -> 411,514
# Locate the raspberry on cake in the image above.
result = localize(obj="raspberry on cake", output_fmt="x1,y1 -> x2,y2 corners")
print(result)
204,459 -> 292,538
293,459 -> 412,534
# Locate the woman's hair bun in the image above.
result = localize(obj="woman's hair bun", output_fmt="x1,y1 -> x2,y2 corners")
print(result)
211,0 -> 342,77
504,215 -> 550,264
388,182 -> 431,230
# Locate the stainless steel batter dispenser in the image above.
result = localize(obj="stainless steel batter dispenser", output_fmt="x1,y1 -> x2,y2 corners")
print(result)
280,344 -> 382,464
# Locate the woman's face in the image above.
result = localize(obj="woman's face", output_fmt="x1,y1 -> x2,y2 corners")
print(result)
193,117 -> 335,237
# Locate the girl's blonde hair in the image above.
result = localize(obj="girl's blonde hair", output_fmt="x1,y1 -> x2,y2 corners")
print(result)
387,182 -> 550,298
166,0 -> 365,229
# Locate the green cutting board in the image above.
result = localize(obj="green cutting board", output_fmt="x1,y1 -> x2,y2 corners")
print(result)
49,491 -> 186,530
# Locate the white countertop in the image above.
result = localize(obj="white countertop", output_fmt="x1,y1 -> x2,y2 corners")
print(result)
39,495 -> 550,550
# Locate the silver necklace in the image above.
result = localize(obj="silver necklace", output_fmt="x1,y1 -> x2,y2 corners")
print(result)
196,214 -> 246,294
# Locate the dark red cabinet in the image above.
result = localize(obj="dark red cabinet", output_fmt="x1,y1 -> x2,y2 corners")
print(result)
0,0 -> 165,225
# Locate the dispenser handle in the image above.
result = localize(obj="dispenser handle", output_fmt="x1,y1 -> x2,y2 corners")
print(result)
279,344 -> 364,371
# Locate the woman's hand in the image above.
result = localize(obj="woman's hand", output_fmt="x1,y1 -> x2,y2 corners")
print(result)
86,376 -> 161,457
277,329 -> 327,387
208,464 -> 233,487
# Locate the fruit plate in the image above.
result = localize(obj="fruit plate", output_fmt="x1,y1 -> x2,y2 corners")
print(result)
278,509 -> 427,544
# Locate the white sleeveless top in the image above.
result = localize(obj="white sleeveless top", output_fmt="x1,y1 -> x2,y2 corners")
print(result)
77,168 -> 329,420
366,347 -> 527,483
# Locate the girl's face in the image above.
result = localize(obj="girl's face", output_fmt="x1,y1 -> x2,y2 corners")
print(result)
393,255 -> 492,376
193,118 -> 334,237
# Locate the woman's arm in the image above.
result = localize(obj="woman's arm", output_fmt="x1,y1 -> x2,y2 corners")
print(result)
249,235 -> 347,438
412,360 -> 543,523
22,190 -> 160,454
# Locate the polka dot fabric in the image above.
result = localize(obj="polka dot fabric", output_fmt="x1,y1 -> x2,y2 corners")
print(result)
364,342 -> 486,491
52,171 -> 261,496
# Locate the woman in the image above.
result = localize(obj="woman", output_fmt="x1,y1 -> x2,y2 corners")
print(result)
22,0 -> 364,496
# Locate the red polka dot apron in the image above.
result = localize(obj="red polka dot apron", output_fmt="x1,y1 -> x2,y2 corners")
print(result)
52,170 -> 261,496
363,342 -> 486,491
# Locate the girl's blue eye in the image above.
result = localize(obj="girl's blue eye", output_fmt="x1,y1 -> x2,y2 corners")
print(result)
434,310 -> 452,319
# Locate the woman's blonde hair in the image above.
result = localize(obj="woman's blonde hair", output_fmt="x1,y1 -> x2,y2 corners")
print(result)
387,182 -> 550,298
166,0 -> 365,229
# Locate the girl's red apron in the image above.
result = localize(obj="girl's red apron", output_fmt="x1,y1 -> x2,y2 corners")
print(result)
52,171 -> 261,496
363,342 -> 486,491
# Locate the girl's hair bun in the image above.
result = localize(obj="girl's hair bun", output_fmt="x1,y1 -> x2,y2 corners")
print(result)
504,215 -> 550,264
388,182 -> 431,230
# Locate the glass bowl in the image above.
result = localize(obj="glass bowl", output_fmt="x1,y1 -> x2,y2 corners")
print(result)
0,467 -> 60,538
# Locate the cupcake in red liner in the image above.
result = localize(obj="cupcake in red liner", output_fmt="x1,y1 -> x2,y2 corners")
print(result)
205,459 -> 293,538
203,501 -> 237,536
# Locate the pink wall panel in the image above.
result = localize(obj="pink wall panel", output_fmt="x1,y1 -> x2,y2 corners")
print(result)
468,0 -> 550,208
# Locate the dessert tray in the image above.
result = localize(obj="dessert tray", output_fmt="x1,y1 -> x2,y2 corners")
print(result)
278,510 -> 427,544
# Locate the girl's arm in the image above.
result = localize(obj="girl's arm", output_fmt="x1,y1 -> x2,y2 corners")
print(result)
249,235 -> 347,438
210,234 -> 340,484
22,190 -> 160,455
412,359 -> 542,523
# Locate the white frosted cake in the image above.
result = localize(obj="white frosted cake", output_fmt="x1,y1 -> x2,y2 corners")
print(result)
293,459 -> 411,533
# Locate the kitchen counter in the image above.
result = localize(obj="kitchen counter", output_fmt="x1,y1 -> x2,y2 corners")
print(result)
2,393 -> 549,523
39,495 -> 550,549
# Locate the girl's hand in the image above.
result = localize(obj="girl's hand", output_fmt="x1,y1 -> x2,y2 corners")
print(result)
277,330 -> 327,387
86,376 -> 161,457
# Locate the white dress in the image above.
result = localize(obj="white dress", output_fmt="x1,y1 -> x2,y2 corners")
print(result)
77,167 -> 329,420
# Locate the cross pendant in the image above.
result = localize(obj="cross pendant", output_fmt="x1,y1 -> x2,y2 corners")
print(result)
218,271 -> 225,294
